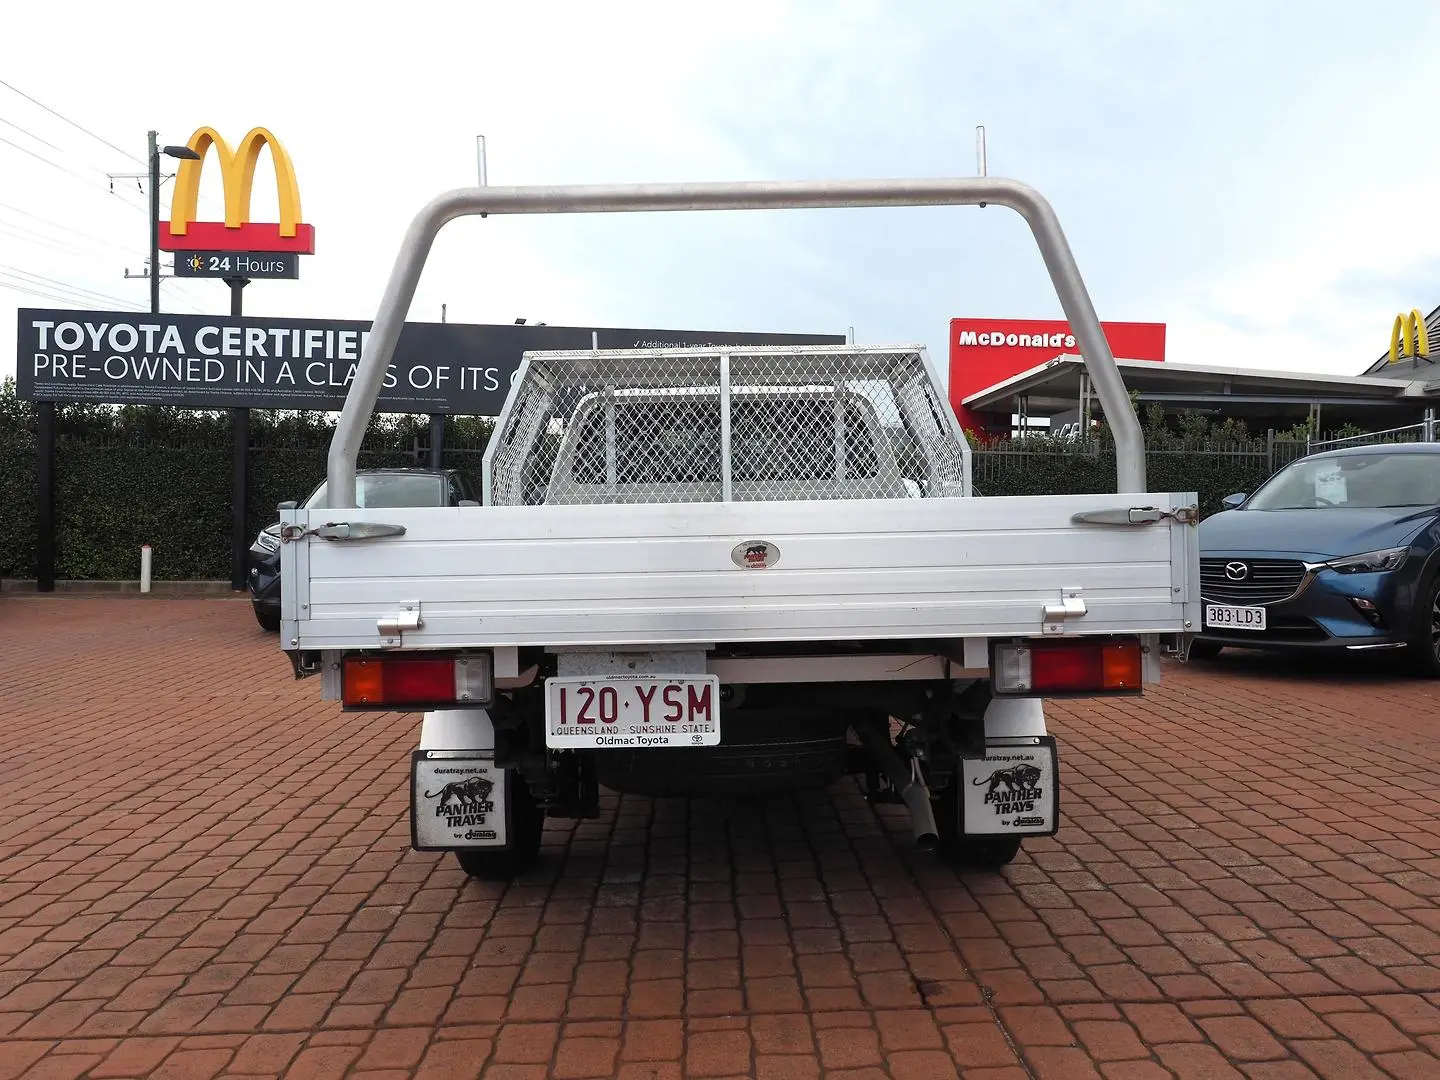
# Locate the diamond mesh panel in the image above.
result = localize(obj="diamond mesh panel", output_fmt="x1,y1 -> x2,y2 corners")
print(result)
486,346 -> 970,506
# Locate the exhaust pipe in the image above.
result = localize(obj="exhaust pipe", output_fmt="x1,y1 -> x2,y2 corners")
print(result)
853,722 -> 939,851
901,775 -> 940,851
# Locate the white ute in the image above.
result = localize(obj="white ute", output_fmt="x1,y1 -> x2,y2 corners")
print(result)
278,176 -> 1202,880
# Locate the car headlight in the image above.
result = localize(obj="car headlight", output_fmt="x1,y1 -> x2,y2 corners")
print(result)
254,531 -> 280,554
1323,547 -> 1409,574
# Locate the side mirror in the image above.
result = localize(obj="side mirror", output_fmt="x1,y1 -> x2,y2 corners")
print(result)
1221,493 -> 1247,510
277,500 -> 298,512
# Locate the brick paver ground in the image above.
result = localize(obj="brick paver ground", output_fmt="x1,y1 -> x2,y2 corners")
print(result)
1,595 -> 1439,1079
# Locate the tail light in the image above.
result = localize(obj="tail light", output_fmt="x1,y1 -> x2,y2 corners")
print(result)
992,639 -> 1143,697
342,653 -> 493,710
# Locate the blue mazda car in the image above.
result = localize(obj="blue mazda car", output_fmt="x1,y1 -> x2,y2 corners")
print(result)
1194,443 -> 1440,674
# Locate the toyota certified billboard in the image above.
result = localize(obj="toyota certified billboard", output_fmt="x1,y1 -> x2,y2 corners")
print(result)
15,309 -> 844,414
948,317 -> 1166,431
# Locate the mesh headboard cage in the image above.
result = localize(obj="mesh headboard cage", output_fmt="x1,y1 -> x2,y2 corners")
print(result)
485,345 -> 971,506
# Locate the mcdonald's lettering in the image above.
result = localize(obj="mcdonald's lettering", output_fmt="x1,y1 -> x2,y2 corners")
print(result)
1388,308 -> 1430,364
159,127 -> 315,255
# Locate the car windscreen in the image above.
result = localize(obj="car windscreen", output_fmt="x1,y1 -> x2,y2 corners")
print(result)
303,474 -> 447,509
1245,452 -> 1440,510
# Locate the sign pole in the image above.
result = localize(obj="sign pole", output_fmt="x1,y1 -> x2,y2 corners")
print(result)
36,402 -> 55,592
428,302 -> 447,468
226,275 -> 251,592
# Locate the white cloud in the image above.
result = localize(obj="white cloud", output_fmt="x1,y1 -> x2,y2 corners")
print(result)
6,0 -> 1440,401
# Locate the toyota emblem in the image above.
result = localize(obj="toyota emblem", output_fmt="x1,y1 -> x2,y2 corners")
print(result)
1224,561 -> 1249,581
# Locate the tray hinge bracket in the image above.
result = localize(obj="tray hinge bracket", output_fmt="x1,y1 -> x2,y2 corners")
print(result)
1041,586 -> 1086,636
378,601 -> 423,648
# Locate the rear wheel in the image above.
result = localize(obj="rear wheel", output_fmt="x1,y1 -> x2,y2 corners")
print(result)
946,835 -> 1022,869
1406,575 -> 1440,678
453,773 -> 544,880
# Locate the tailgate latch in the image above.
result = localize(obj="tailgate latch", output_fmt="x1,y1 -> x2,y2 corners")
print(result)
378,601 -> 423,647
1041,587 -> 1086,635
281,521 -> 408,543
1072,505 -> 1198,527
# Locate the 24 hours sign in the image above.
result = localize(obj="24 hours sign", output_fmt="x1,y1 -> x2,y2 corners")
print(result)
175,251 -> 299,279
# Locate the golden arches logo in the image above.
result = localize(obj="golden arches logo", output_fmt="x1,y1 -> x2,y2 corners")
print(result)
160,127 -> 314,254
1389,309 -> 1429,364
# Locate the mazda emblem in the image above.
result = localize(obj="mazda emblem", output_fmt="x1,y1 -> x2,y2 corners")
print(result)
1224,561 -> 1249,581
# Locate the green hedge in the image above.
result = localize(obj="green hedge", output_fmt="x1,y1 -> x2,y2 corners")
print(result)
0,379 -> 1352,582
967,402 -> 1340,518
0,380 -> 495,581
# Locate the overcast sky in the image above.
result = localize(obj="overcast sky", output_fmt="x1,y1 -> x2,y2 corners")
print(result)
3,0 -> 1438,393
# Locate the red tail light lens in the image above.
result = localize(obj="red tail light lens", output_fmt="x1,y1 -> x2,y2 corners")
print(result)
992,639 -> 1143,696
341,654 -> 493,710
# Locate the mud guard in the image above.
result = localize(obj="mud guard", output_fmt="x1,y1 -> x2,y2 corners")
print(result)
411,709 -> 512,852
959,695 -> 1059,837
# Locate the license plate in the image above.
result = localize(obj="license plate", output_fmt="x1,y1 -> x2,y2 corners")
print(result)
1205,603 -> 1267,630
545,675 -> 721,749
411,753 -> 507,849
959,739 -> 1059,836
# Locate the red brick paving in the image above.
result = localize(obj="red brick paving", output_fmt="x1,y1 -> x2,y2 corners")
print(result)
1,595 -> 1439,1078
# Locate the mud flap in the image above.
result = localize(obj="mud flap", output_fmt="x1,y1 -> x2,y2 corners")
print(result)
411,750 -> 509,850
958,737 -> 1059,837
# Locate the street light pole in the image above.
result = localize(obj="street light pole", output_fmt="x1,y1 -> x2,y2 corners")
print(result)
148,130 -> 160,314
145,137 -> 200,315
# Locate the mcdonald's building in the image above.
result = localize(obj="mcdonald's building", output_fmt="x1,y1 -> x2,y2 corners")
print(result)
951,310 -> 1440,438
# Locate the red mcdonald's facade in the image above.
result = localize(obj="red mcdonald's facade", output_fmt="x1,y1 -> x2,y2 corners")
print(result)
949,317 -> 1167,434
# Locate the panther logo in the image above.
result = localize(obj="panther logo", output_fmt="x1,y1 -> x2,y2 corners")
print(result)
972,763 -> 1042,797
732,540 -> 779,569
424,775 -> 495,811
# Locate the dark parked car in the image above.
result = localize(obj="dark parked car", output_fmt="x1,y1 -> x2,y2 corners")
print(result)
249,467 -> 481,631
1194,443 -> 1440,674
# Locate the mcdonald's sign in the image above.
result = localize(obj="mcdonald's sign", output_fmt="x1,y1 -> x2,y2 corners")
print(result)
1389,308 -> 1430,364
158,127 -> 315,255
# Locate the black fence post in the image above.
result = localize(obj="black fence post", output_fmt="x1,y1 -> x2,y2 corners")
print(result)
36,401 -> 56,592
230,408 -> 249,591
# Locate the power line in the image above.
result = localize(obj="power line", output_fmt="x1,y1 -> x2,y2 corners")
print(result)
0,230 -> 207,314
0,78 -> 144,165
0,222 -> 92,259
0,277 -> 107,309
0,272 -> 141,312
0,132 -> 148,216
0,263 -> 143,308
167,282 -> 214,312
2,263 -> 143,308
0,206 -> 214,314
0,92 -> 228,232
0,113 -> 66,154
0,131 -> 78,173
0,201 -> 137,255
0,111 -> 152,222
0,107 -> 147,202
